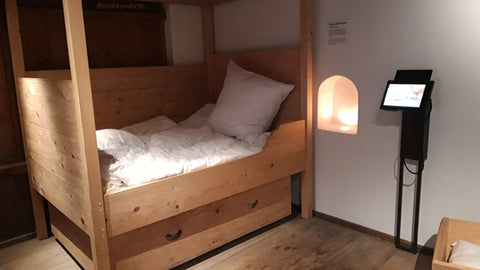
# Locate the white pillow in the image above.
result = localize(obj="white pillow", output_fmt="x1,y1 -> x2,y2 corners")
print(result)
208,61 -> 294,142
449,240 -> 480,269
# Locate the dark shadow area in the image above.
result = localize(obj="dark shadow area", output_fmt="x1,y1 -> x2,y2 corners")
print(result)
56,239 -> 85,270
414,234 -> 436,270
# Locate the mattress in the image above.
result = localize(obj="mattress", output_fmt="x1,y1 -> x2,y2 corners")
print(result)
97,104 -> 270,194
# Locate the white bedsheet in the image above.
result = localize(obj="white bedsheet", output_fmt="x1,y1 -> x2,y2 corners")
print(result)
97,105 -> 269,193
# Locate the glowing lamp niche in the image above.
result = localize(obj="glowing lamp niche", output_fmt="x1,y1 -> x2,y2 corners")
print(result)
318,76 -> 358,134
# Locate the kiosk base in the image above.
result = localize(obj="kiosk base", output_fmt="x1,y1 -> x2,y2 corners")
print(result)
395,158 -> 424,254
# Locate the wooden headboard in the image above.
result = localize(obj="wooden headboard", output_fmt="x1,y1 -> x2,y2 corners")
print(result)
25,65 -> 209,130
25,49 -> 301,129
89,65 -> 208,129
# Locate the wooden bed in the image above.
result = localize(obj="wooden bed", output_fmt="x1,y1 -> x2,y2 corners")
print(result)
5,0 -> 313,269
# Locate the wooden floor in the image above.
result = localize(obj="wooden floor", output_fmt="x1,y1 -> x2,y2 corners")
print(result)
0,216 -> 433,270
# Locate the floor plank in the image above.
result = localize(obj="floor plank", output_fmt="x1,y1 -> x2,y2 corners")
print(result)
0,216 -> 432,270
187,216 -> 430,270
0,238 -> 80,270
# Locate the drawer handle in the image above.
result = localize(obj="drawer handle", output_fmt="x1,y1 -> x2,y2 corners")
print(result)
247,200 -> 258,209
165,229 -> 182,241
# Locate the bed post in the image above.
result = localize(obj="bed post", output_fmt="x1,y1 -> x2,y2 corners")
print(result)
201,0 -> 215,102
4,0 -> 49,239
300,0 -> 314,219
61,0 -> 111,269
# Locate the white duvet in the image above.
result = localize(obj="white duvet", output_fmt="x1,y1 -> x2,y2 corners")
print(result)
96,105 -> 270,193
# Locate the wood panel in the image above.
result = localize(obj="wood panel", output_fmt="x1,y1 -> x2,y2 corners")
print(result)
25,69 -> 71,79
17,78 -> 77,136
24,126 -> 85,181
24,65 -> 209,130
0,170 -> 35,247
84,9 -> 167,68
89,65 -> 209,129
18,5 -> 168,70
52,225 -> 93,270
109,177 -> 290,262
116,198 -> 291,269
28,159 -> 90,231
0,99 -> 19,163
23,123 -> 84,178
17,7 -> 68,71
105,120 -> 305,237
49,203 -> 93,270
210,49 -> 301,125
17,77 -> 92,233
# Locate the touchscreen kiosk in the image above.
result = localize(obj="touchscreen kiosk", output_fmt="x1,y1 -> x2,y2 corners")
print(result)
380,70 -> 434,255
380,81 -> 433,111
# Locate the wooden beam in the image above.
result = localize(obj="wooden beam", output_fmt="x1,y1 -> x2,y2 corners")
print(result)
0,162 -> 26,177
4,0 -> 24,78
300,0 -> 314,219
61,0 -> 110,269
201,1 -> 215,102
206,0 -> 235,5
0,1 -> 23,161
141,0 -> 234,5
143,0 -> 202,4
4,0 -> 49,240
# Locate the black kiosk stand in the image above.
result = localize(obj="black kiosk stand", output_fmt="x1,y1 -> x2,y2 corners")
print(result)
380,70 -> 434,254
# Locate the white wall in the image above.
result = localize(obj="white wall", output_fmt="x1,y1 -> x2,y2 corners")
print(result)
214,0 -> 299,52
164,4 -> 204,65
315,0 -> 480,246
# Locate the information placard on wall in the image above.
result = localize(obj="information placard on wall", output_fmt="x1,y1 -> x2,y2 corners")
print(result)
328,20 -> 348,45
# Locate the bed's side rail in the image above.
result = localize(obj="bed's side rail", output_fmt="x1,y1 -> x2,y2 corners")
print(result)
25,70 -> 71,80
105,120 -> 306,236
17,78 -> 92,234
210,49 -> 302,124
90,65 -> 209,129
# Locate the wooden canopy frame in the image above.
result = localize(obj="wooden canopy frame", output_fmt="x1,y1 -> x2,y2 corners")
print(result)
5,0 -> 313,269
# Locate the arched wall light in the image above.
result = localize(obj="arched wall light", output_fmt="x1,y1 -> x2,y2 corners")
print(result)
317,75 -> 358,134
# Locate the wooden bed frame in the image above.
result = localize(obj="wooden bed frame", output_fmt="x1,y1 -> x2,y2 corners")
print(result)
5,0 -> 313,269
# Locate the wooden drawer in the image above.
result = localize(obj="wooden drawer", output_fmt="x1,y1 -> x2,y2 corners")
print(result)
109,177 -> 291,269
